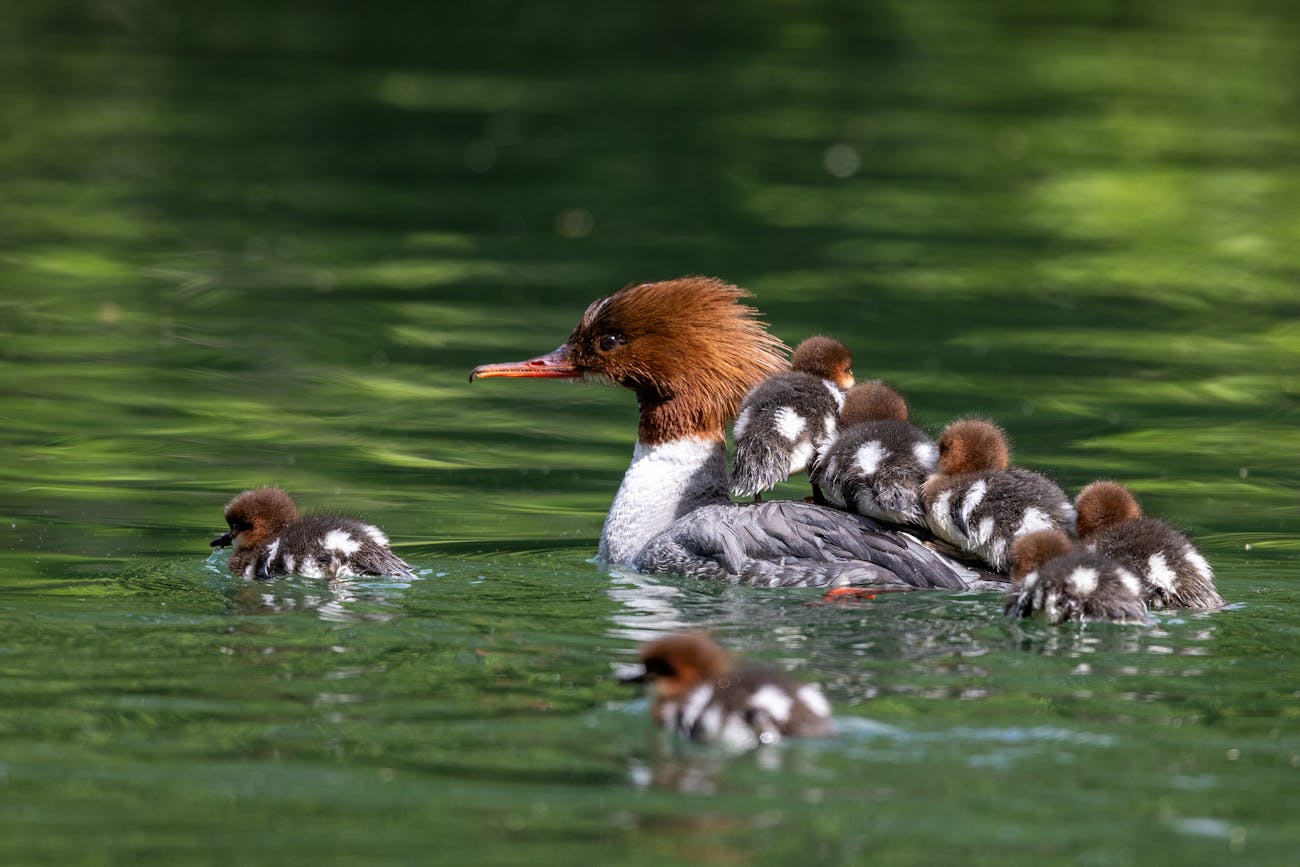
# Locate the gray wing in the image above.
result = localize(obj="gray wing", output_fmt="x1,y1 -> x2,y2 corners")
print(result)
635,501 -> 994,590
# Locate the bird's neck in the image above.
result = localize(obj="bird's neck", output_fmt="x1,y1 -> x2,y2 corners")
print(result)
599,436 -> 730,566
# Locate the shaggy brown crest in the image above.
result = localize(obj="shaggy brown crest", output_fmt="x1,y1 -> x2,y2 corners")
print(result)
790,336 -> 855,389
936,418 -> 1010,475
841,380 -> 909,425
215,486 -> 299,551
636,632 -> 732,701
1009,528 -> 1074,581
1075,481 -> 1143,541
565,277 -> 789,444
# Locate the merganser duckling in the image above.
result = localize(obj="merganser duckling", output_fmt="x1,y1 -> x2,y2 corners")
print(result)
1075,481 -> 1222,610
922,418 -> 1076,572
622,633 -> 834,747
811,381 -> 937,527
730,336 -> 854,500
470,276 -> 985,590
210,486 -> 415,580
1004,529 -> 1150,624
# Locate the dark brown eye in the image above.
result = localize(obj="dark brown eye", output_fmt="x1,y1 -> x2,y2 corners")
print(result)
598,334 -> 621,352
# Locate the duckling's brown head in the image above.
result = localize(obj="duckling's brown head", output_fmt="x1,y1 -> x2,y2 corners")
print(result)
1010,528 -> 1075,582
630,632 -> 732,702
1074,481 -> 1142,541
211,486 -> 299,551
840,380 -> 909,425
936,418 -> 1010,475
790,336 -> 855,390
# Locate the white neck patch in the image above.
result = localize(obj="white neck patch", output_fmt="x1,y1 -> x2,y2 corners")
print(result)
599,437 -> 729,565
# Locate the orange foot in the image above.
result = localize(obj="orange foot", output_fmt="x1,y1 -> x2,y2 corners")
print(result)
810,586 -> 912,606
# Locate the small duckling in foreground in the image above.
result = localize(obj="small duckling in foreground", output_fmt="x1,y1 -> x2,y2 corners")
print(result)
731,336 -> 854,500
811,381 -> 937,527
622,633 -> 834,748
210,486 -> 415,580
1075,481 -> 1222,610
1004,529 -> 1150,625
921,418 -> 1075,571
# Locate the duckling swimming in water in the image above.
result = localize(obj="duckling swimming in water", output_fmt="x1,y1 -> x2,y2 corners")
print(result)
1074,481 -> 1222,610
622,632 -> 834,748
1004,529 -> 1150,625
210,486 -> 415,580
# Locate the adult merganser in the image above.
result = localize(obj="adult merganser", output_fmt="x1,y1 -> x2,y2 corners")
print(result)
470,276 -> 985,590
811,381 -> 937,528
1074,481 -> 1222,610
730,336 -> 854,500
621,632 -> 834,747
922,418 -> 1075,571
210,486 -> 415,580
1004,529 -> 1150,624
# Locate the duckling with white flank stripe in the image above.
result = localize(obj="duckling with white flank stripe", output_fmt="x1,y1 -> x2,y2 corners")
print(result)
210,486 -> 415,580
811,381 -> 937,527
730,336 -> 854,500
1075,481 -> 1222,610
623,633 -> 834,749
921,419 -> 1075,571
1004,529 -> 1150,624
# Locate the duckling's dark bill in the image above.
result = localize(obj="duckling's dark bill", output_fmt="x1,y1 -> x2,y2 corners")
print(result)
469,346 -> 579,381
210,531 -> 233,548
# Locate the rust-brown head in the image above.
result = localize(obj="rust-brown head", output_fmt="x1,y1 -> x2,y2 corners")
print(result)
470,277 -> 789,444
1009,528 -> 1075,582
210,486 -> 299,551
623,632 -> 732,708
1074,481 -> 1143,541
790,336 -> 854,390
936,418 -> 1010,475
841,380 -> 909,425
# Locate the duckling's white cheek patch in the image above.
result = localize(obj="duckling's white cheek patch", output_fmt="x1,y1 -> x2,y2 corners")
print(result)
324,529 -> 361,555
774,407 -> 807,442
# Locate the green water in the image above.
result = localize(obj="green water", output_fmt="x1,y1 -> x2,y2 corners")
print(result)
2,1 -> 1298,864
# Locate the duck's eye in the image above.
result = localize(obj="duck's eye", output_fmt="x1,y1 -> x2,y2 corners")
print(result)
598,334 -> 622,352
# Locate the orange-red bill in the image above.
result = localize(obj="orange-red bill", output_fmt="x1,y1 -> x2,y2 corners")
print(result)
469,346 -> 580,382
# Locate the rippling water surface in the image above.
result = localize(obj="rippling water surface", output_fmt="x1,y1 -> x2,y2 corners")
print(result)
2,2 -> 1298,864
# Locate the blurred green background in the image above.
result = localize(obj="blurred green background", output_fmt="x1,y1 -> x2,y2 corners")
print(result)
1,1 -> 1297,864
